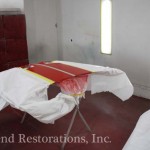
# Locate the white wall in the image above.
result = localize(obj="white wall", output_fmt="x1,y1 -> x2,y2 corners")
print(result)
0,0 -> 24,11
58,0 -> 150,99
59,0 -> 104,64
24,0 -> 58,63
56,0 -> 63,60
111,0 -> 150,99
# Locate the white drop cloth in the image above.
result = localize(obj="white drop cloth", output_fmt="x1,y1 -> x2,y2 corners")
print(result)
52,61 -> 134,101
0,68 -> 76,124
123,110 -> 150,150
0,61 -> 134,124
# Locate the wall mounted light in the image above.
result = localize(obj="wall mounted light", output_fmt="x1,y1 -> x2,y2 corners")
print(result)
101,0 -> 112,54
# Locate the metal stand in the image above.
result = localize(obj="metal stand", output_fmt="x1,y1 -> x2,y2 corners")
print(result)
20,96 -> 91,150
61,104 -> 92,150
21,112 -> 27,124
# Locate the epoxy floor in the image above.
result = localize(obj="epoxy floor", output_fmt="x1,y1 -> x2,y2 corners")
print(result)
0,89 -> 150,150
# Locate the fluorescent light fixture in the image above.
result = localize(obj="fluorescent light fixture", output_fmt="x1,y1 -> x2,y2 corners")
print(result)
101,0 -> 112,54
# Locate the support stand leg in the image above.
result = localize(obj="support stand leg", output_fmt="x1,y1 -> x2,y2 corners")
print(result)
61,105 -> 92,150
21,112 -> 27,124
61,107 -> 78,150
77,109 -> 92,132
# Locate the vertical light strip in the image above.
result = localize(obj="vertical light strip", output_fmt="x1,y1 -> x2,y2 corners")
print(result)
101,0 -> 112,54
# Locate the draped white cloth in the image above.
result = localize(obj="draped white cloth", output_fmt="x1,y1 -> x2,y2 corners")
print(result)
0,68 -> 76,124
0,61 -> 133,124
123,110 -> 150,150
52,61 -> 134,101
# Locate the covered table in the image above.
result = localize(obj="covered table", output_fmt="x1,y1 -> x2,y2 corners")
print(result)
0,60 -> 134,149
0,60 -> 134,123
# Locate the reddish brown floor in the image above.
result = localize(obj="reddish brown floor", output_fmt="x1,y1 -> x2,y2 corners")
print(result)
0,89 -> 150,150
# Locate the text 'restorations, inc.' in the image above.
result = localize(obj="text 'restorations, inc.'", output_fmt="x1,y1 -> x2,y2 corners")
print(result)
0,134 -> 112,144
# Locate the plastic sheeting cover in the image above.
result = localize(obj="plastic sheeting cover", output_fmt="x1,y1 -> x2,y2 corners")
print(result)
58,74 -> 88,95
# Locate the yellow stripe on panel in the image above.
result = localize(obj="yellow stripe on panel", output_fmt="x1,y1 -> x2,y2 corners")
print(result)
24,69 -> 55,85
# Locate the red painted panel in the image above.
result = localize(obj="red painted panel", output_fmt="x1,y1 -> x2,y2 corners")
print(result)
0,40 -> 6,64
0,65 -> 6,72
6,59 -> 29,70
28,64 -> 73,83
3,15 -> 26,39
40,62 -> 91,76
0,14 -> 29,72
6,39 -> 28,62
0,16 -> 4,38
